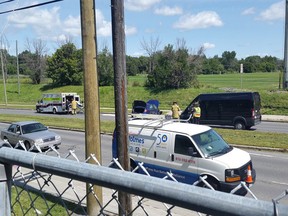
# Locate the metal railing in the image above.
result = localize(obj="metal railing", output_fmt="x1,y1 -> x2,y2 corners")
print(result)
0,144 -> 288,216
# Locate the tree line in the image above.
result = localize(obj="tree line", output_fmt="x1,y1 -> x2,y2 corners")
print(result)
0,40 -> 284,89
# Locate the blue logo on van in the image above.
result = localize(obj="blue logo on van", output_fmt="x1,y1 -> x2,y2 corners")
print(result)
129,135 -> 144,144
162,135 -> 168,142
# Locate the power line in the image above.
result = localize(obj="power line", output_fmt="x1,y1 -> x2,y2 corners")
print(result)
0,0 -> 16,5
0,0 -> 63,15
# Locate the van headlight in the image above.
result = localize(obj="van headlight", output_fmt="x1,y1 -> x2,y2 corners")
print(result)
225,169 -> 241,182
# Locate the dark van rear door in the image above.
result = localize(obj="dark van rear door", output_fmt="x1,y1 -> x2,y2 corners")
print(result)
253,92 -> 261,124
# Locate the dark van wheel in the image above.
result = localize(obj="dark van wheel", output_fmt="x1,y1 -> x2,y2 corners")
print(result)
234,121 -> 245,130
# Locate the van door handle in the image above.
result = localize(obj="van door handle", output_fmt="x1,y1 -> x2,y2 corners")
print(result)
171,154 -> 174,161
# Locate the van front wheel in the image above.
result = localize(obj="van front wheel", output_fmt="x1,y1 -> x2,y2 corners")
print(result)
234,121 -> 245,130
199,177 -> 219,191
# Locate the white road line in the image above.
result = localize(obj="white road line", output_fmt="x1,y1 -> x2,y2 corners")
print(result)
102,114 -> 115,117
249,153 -> 274,158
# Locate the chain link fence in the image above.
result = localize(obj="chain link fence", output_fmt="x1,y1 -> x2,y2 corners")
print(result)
0,141 -> 288,216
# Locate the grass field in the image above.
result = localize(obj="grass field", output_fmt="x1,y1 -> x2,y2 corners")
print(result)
0,72 -> 287,114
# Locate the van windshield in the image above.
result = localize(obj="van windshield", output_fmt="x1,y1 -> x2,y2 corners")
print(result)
191,129 -> 231,158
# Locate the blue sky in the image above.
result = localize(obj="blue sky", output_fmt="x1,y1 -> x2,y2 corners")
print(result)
0,0 -> 285,59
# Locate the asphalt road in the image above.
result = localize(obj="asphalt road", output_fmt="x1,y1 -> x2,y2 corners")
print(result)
0,123 -> 287,205
1,108 -> 288,133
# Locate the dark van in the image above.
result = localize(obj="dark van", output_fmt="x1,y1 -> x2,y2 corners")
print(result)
180,92 -> 261,130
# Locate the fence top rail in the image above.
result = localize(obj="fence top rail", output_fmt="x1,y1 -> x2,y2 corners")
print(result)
0,145 -> 287,216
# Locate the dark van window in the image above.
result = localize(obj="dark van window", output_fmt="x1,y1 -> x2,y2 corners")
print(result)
174,135 -> 199,156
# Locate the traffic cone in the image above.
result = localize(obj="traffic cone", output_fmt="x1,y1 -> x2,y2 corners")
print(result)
246,165 -> 253,184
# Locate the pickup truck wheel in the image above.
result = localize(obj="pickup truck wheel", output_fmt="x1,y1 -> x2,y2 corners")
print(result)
36,108 -> 40,113
24,141 -> 31,151
234,121 -> 245,130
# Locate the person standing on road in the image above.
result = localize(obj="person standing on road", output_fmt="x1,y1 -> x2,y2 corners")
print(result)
192,102 -> 201,124
71,98 -> 77,115
171,101 -> 181,119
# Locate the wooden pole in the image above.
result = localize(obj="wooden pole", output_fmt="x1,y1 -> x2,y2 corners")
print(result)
80,0 -> 102,214
111,0 -> 132,214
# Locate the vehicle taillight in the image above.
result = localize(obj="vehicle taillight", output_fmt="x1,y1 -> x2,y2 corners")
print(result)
251,109 -> 255,118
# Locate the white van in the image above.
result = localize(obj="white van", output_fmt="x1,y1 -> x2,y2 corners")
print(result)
112,119 -> 256,195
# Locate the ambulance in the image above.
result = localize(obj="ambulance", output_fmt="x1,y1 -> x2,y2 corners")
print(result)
36,93 -> 82,114
112,119 -> 256,195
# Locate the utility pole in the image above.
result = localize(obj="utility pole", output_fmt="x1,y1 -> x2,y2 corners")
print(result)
0,50 -> 7,105
283,0 -> 288,89
16,40 -> 20,95
80,0 -> 102,215
111,0 -> 132,215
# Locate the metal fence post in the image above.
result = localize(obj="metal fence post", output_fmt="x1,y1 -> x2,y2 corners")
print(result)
0,163 -> 11,216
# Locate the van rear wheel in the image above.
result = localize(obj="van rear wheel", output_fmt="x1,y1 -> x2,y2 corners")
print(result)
234,121 -> 245,130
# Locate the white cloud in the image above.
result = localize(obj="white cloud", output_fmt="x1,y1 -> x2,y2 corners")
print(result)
95,9 -> 112,37
125,0 -> 161,11
258,1 -> 284,21
96,9 -> 137,37
154,6 -> 183,16
242,7 -> 255,15
8,7 -> 61,32
125,26 -> 137,35
173,11 -> 223,30
63,15 -> 81,37
203,42 -> 215,50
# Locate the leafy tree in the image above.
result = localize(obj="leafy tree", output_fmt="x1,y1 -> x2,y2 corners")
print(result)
24,39 -> 48,84
137,56 -> 149,73
18,50 -> 33,76
47,42 -> 83,86
261,56 -> 278,72
202,56 -> 224,74
146,43 -> 203,89
0,49 -> 17,80
221,51 -> 238,73
97,47 -> 114,86
243,56 -> 261,73
126,55 -> 139,76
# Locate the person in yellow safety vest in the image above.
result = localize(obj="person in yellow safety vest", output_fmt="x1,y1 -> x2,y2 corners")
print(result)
192,102 -> 201,124
171,101 -> 181,119
71,98 -> 77,115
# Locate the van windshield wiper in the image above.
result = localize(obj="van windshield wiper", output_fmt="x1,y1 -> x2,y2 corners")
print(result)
209,147 -> 230,157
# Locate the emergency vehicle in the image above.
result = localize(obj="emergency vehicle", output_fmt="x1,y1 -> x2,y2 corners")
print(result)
36,93 -> 82,114
112,119 -> 256,195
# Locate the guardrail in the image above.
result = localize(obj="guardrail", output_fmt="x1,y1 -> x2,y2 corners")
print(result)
0,144 -> 288,215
